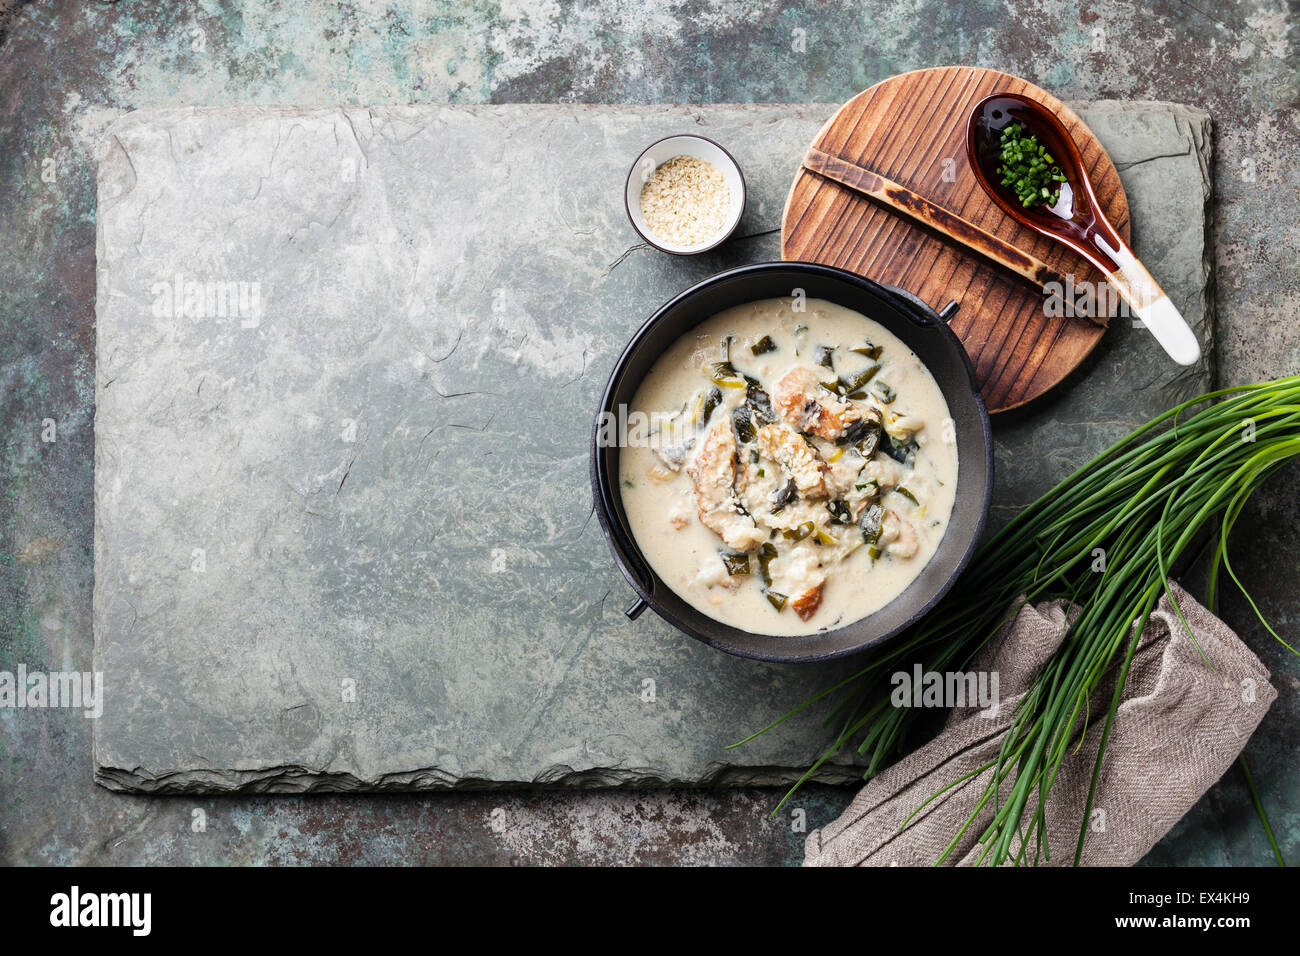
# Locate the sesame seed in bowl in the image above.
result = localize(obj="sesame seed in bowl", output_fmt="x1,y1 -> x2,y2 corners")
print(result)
625,135 -> 746,255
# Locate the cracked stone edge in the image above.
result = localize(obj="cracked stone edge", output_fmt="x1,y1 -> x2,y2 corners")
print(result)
93,761 -> 865,794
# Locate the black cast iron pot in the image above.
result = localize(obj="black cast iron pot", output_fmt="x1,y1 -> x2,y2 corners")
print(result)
591,262 -> 993,662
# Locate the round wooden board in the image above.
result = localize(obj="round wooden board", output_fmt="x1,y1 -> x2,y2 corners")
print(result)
781,66 -> 1130,413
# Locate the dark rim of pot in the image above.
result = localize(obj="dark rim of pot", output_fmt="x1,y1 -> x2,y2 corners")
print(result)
590,261 -> 993,663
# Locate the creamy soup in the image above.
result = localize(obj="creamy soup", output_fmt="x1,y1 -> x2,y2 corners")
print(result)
618,297 -> 958,636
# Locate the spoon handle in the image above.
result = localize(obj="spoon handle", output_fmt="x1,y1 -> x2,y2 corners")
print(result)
1092,235 -> 1202,366
801,148 -> 1099,319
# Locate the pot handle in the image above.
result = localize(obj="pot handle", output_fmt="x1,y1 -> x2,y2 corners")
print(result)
598,497 -> 657,619
878,283 -> 959,327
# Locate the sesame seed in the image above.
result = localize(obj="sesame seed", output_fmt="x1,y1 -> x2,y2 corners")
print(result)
639,155 -> 731,247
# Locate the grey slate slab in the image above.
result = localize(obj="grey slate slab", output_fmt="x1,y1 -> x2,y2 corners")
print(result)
93,103 -> 1212,793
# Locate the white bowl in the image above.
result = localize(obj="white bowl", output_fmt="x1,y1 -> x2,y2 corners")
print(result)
624,135 -> 746,255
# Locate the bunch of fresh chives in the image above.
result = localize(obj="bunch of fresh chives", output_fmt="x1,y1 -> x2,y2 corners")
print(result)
734,374 -> 1300,865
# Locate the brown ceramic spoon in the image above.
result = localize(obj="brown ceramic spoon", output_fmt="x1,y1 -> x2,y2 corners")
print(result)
966,92 -> 1200,366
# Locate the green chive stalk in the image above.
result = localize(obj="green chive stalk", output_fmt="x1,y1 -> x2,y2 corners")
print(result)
733,374 -> 1300,865
997,122 -> 1069,208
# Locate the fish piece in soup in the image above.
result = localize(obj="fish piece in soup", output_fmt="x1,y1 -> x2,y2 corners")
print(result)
687,417 -> 765,551
772,367 -> 870,440
757,423 -> 830,498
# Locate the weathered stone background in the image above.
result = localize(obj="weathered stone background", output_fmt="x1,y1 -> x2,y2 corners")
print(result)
2,0 -> 1297,865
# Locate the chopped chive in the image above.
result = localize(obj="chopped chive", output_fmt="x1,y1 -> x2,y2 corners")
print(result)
995,122 -> 1065,209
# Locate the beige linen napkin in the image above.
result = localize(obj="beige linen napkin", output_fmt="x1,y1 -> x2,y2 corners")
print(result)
804,582 -> 1276,866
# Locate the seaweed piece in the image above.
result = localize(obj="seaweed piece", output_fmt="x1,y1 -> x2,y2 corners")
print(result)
860,503 -> 884,546
710,361 -> 747,388
782,521 -> 815,541
839,363 -> 880,394
826,499 -> 852,524
757,542 -> 778,587
851,343 -> 883,360
872,381 -> 897,404
764,590 -> 788,611
771,479 -> 798,507
732,405 -> 756,443
750,335 -> 777,356
813,344 -> 835,369
879,431 -> 917,464
745,378 -> 776,425
719,549 -> 751,575
837,416 -> 879,447
857,426 -> 881,459
701,385 -> 723,424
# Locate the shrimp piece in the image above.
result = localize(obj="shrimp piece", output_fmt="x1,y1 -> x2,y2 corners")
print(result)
772,367 -> 867,440
687,417 -> 765,551
882,509 -> 919,558
757,423 -> 830,498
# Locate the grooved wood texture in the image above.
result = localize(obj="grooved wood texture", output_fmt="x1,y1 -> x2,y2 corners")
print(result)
782,67 -> 1131,412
